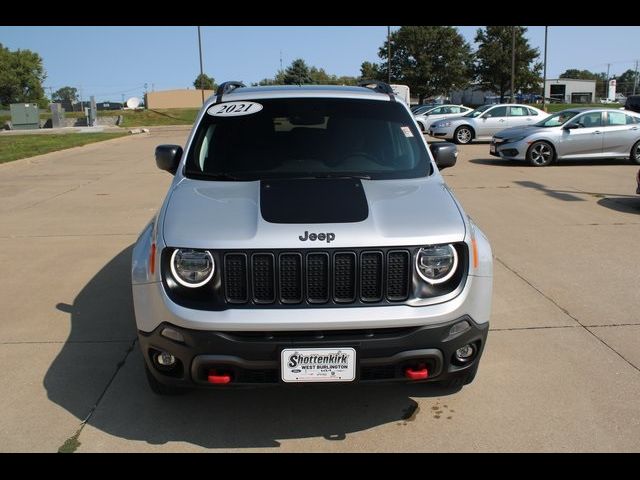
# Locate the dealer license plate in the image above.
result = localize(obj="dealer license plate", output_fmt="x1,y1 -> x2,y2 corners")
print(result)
281,347 -> 356,383
490,143 -> 496,153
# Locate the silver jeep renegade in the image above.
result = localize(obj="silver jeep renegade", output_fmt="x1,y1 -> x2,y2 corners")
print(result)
131,81 -> 493,394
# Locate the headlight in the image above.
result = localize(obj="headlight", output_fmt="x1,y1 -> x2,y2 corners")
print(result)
170,249 -> 215,288
435,121 -> 452,128
504,136 -> 526,144
416,244 -> 458,284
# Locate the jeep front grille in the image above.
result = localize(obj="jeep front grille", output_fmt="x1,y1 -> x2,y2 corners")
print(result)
222,248 -> 411,306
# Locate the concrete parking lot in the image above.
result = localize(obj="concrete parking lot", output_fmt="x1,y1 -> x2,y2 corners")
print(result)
1,127 -> 639,452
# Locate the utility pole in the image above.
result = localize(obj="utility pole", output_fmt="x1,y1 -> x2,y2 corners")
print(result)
542,26 -> 548,112
387,26 -> 391,84
634,60 -> 638,95
197,26 -> 205,105
510,26 -> 516,103
279,50 -> 283,72
606,63 -> 611,100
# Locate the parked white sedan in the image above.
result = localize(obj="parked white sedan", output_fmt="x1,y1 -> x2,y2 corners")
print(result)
414,104 -> 473,133
428,104 -> 548,144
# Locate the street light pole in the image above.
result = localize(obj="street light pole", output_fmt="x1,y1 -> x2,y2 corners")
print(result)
542,26 -> 548,112
197,26 -> 205,105
510,26 -> 516,103
387,26 -> 391,84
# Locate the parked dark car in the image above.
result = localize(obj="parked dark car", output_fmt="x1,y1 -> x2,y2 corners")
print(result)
625,95 -> 640,114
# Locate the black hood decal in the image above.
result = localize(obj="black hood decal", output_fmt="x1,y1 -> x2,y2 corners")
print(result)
260,178 -> 369,224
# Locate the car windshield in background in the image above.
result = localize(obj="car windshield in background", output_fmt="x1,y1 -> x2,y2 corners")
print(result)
463,105 -> 493,118
185,98 -> 430,180
535,111 -> 579,127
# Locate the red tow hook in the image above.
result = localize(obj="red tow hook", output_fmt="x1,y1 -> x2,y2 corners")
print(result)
207,370 -> 232,384
405,364 -> 429,380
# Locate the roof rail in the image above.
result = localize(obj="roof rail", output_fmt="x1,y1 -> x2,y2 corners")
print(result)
215,81 -> 246,97
358,80 -> 395,95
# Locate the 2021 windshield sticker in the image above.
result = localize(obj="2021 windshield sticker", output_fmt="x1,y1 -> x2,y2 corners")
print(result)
207,101 -> 263,117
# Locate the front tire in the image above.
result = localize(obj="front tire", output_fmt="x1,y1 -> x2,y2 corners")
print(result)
454,126 -> 473,144
417,121 -> 426,133
630,140 -> 640,165
436,364 -> 479,390
527,141 -> 555,166
144,363 -> 189,395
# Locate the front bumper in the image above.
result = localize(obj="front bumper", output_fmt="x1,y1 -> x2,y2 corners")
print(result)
140,316 -> 489,388
490,140 -> 527,160
428,127 -> 453,139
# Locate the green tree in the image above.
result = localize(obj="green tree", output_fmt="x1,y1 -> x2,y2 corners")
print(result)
376,26 -> 473,103
474,26 -> 542,101
193,73 -> 216,90
616,69 -> 639,95
0,43 -> 47,107
283,59 -> 312,85
559,69 -> 607,98
359,61 -> 384,81
52,86 -> 78,104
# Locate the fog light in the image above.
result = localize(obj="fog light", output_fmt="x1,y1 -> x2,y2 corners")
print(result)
449,320 -> 470,336
455,344 -> 475,361
156,351 -> 176,366
161,327 -> 185,343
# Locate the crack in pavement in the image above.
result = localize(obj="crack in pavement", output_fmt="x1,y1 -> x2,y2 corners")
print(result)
0,340 -> 133,345
496,256 -> 640,374
57,337 -> 137,453
0,233 -> 139,239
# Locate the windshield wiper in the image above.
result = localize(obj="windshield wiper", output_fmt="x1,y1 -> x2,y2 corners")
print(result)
310,173 -> 373,180
202,173 -> 256,181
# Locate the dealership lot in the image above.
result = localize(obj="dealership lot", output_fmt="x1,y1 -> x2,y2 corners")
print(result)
0,128 -> 639,452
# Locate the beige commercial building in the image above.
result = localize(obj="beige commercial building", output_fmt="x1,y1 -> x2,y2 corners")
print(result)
146,89 -> 214,109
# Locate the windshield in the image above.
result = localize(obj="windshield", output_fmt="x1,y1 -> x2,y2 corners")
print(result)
535,111 -> 579,127
185,98 -> 430,180
463,105 -> 493,118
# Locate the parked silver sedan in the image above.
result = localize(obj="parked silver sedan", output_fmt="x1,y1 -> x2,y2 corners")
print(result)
414,104 -> 473,133
429,104 -> 548,144
490,108 -> 640,166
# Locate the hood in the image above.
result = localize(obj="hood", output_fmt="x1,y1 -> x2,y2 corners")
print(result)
494,125 -> 544,139
162,176 -> 466,249
433,115 -> 468,127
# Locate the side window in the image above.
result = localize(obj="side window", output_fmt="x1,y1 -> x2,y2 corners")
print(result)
429,107 -> 443,115
626,115 -> 639,125
509,106 -> 528,116
527,108 -> 539,116
487,106 -> 508,117
606,111 -> 627,126
448,106 -> 461,114
573,112 -> 603,128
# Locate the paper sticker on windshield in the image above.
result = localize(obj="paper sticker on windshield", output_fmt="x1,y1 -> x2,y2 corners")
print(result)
207,101 -> 263,117
401,126 -> 414,137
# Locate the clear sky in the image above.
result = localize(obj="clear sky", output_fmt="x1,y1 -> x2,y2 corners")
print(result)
1,26 -> 639,102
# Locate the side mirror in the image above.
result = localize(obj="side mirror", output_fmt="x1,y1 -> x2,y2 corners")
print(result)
482,113 -> 492,119
155,144 -> 183,174
563,123 -> 580,130
430,142 -> 457,170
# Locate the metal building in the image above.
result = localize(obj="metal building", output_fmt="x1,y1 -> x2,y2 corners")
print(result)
544,78 -> 597,103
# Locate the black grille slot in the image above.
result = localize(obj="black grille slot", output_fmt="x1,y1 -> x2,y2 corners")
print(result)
334,252 -> 357,302
306,253 -> 329,303
216,247 -> 419,307
252,253 -> 275,303
360,251 -> 383,302
279,253 -> 303,303
386,250 -> 410,301
224,254 -> 248,303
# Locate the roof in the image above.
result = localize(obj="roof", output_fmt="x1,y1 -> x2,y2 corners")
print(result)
208,84 -> 392,104
545,78 -> 597,83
